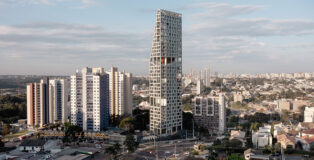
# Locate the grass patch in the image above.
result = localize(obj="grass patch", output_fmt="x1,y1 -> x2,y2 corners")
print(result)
4,130 -> 29,139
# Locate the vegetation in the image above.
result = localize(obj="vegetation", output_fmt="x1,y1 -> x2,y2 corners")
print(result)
105,143 -> 121,160
2,124 -> 11,136
226,154 -> 245,160
133,95 -> 149,105
124,134 -> 138,152
231,102 -> 249,110
62,122 -> 84,143
117,108 -> 149,132
0,94 -> 26,123
182,112 -> 194,130
182,95 -> 194,111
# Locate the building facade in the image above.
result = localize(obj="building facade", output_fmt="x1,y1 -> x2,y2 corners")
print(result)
107,67 -> 133,116
304,107 -> 314,122
48,79 -> 69,123
149,10 -> 182,135
193,94 -> 226,134
27,78 -> 49,127
70,67 -> 110,131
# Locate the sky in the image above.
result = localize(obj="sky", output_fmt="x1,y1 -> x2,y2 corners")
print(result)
0,0 -> 314,75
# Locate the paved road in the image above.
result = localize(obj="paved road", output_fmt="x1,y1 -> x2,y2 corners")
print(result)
130,141 -> 195,160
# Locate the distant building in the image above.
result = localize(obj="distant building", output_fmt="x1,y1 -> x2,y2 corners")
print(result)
70,67 -> 110,131
304,107 -> 314,122
233,92 -> 243,103
252,126 -> 272,149
107,67 -> 133,116
27,78 -> 49,128
193,94 -> 226,134
196,79 -> 202,95
48,78 -> 69,123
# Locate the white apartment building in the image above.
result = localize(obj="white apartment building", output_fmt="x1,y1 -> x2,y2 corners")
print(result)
252,126 -> 273,149
304,107 -> 314,122
27,78 -> 49,128
48,79 -> 69,123
71,67 -> 110,131
196,79 -> 202,95
149,9 -> 182,135
107,67 -> 133,116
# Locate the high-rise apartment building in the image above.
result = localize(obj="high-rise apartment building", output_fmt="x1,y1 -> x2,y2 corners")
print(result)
149,10 -> 182,135
70,67 -> 110,131
48,79 -> 69,123
27,78 -> 49,127
107,67 -> 133,116
193,94 -> 226,134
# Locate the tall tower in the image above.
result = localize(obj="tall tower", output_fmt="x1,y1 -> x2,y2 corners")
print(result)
149,10 -> 182,135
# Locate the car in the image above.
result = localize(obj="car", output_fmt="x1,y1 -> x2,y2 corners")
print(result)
165,151 -> 171,154
146,150 -> 153,154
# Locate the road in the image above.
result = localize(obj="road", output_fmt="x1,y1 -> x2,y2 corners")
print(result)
129,141 -> 195,160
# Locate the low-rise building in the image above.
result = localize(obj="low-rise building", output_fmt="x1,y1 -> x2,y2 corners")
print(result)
244,148 -> 269,160
19,139 -> 47,153
277,134 -> 296,149
252,126 -> 272,149
230,130 -> 246,147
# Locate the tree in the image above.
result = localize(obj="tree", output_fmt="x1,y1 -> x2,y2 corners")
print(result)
0,138 -> 4,152
200,145 -> 206,152
229,139 -> 243,148
227,154 -> 245,160
119,117 -> 134,132
2,124 -> 11,135
62,123 -> 83,143
124,134 -> 138,152
105,142 -> 121,160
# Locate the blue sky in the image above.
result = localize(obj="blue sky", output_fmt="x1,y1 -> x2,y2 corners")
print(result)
0,0 -> 314,75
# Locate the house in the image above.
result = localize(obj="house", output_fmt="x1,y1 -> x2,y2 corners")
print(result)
276,134 -> 296,149
297,122 -> 314,131
252,126 -> 272,149
301,128 -> 314,138
244,148 -> 269,160
19,139 -> 47,153
230,130 -> 246,147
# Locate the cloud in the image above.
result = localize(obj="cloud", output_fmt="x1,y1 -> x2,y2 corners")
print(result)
0,2 -> 314,74
0,0 -> 98,8
184,2 -> 263,18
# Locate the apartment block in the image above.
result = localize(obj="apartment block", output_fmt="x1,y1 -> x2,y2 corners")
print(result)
193,94 -> 226,134
70,67 -> 110,131
107,67 -> 133,116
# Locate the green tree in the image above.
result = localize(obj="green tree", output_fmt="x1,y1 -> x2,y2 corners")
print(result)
2,124 -> 11,135
62,123 -> 83,143
119,117 -> 134,132
124,134 -> 138,152
105,142 -> 121,160
200,145 -> 206,152
227,153 -> 245,160
0,138 -> 4,152
229,139 -> 243,148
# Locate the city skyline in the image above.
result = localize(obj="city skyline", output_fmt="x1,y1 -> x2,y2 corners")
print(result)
0,0 -> 314,75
